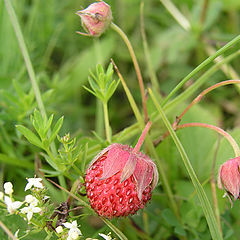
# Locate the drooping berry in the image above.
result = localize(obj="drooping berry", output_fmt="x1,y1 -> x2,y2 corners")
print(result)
218,157 -> 240,205
85,122 -> 158,218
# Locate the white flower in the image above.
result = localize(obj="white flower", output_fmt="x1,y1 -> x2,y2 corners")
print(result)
99,233 -> 113,240
25,195 -> 38,206
4,182 -> 13,195
4,196 -> 23,214
0,191 -> 3,200
63,220 -> 82,240
20,204 -> 42,221
67,230 -> 79,240
25,178 -> 44,191
56,226 -> 63,234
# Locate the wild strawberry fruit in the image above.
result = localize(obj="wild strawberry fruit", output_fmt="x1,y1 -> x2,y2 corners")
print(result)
218,157 -> 240,205
85,122 -> 158,218
76,1 -> 112,37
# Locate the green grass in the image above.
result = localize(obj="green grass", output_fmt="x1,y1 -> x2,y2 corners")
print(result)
1,0 -> 240,239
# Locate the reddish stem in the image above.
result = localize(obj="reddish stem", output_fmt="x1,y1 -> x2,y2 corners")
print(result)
133,121 -> 152,153
163,122 -> 240,157
173,80 -> 240,129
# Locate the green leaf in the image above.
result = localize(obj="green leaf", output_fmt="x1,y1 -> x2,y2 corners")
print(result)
162,208 -> 179,226
49,116 -> 64,144
16,125 -> 43,149
0,153 -> 34,169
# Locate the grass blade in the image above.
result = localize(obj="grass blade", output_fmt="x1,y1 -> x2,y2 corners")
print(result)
149,88 -> 223,240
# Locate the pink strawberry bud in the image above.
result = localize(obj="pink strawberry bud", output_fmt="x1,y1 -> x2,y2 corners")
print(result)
76,1 -> 112,37
85,122 -> 158,218
218,157 -> 240,203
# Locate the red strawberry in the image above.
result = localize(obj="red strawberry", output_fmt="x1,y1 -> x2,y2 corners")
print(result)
85,122 -> 158,218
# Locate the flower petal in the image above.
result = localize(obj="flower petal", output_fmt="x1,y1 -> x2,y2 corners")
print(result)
101,144 -> 130,179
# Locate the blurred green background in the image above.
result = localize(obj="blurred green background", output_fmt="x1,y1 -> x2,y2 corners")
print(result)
1,0 -> 240,239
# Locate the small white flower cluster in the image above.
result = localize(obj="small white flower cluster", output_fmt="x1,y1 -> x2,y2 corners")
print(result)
56,220 -> 82,240
1,182 -> 23,214
0,177 -> 44,222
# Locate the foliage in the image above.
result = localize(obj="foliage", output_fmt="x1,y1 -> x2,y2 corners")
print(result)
1,0 -> 240,239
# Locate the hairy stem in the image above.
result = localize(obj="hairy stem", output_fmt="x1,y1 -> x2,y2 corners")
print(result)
111,22 -> 148,122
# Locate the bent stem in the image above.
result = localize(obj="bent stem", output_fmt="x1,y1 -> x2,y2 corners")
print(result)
149,88 -> 223,240
173,80 -> 240,128
111,22 -> 148,122
177,123 -> 240,157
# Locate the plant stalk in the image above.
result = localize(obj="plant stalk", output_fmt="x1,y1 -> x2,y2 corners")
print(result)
173,80 -> 240,128
111,22 -> 148,122
149,88 -> 223,240
103,102 -> 111,143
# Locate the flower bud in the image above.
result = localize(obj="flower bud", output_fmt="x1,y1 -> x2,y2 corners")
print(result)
4,182 -> 13,195
56,226 -> 63,234
76,1 -> 112,37
218,157 -> 240,202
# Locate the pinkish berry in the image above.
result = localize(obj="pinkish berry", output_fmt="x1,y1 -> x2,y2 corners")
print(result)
76,1 -> 112,37
218,157 -> 240,204
85,122 -> 158,218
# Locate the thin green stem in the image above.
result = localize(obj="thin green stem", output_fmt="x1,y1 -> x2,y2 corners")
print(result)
160,0 -> 190,31
162,34 -> 240,106
164,50 -> 240,113
94,39 -> 104,137
4,0 -> 57,156
111,22 -> 148,122
0,220 -> 17,240
149,88 -> 223,240
4,0 -> 46,119
211,138 -> 222,234
200,0 -> 209,26
103,102 -> 111,143
100,217 -> 128,240
140,1 -> 161,96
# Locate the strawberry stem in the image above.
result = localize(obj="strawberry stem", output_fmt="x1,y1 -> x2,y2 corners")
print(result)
133,121 -> 152,153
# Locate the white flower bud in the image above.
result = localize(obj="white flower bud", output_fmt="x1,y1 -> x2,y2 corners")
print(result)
4,182 -> 13,195
56,226 -> 63,234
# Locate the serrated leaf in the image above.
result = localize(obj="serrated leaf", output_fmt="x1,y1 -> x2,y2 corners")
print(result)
49,116 -> 64,144
16,125 -> 43,149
